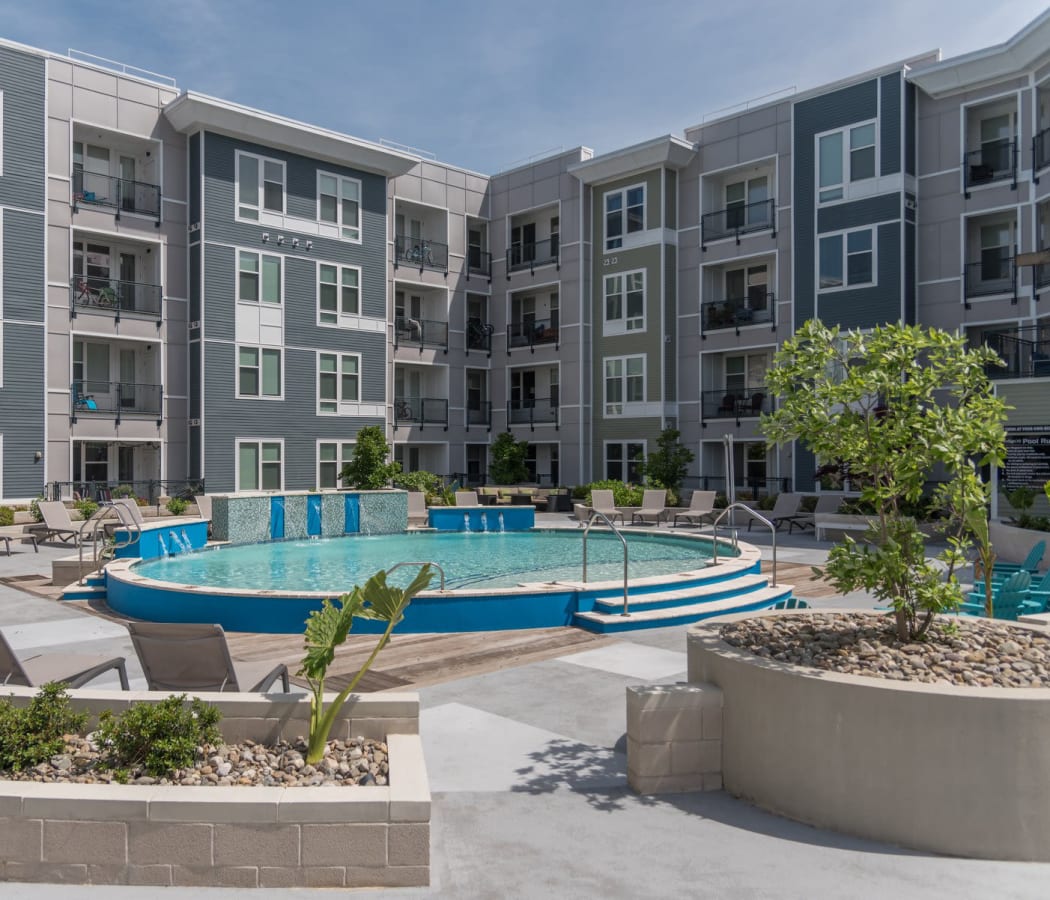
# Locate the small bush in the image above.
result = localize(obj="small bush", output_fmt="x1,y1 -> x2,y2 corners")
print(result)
585,480 -> 644,507
74,498 -> 99,520
0,505 -> 13,527
393,470 -> 443,503
757,493 -> 778,511
29,497 -> 44,523
96,694 -> 221,778
165,497 -> 188,516
0,683 -> 88,773
112,484 -> 136,499
571,485 -> 589,500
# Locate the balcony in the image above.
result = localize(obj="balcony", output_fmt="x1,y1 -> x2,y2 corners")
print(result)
467,247 -> 492,281
701,198 -> 775,249
983,326 -> 1050,379
701,388 -> 770,420
507,318 -> 559,353
506,238 -> 559,277
963,251 -> 1016,304
507,397 -> 558,430
393,396 -> 448,430
394,316 -> 449,353
963,139 -> 1016,195
466,400 -> 492,431
466,319 -> 494,356
1036,260 -> 1050,290
394,234 -> 449,274
1036,127 -> 1050,179
70,276 -> 163,322
701,293 -> 775,334
72,170 -> 161,223
71,380 -> 163,423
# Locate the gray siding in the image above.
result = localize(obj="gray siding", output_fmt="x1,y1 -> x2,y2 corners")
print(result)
1,322 -> 44,498
2,209 -> 44,321
904,221 -> 916,324
0,45 -> 45,211
816,195 -> 900,233
880,72 -> 901,177
905,82 -> 916,177
189,131 -> 201,226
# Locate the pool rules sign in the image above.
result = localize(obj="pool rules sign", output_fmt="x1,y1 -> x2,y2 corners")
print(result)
1003,427 -> 1050,492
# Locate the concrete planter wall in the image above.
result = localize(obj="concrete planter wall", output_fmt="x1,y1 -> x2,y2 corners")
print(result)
990,521 -> 1050,570
0,688 -> 430,888
687,610 -> 1050,861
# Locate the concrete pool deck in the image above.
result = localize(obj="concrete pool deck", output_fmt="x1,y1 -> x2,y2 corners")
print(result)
0,518 -> 1047,897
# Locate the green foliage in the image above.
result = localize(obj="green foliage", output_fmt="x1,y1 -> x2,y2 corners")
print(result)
0,505 -> 13,527
96,695 -> 221,778
112,484 -> 137,500
0,684 -> 88,772
571,484 -> 589,500
299,566 -> 434,764
393,469 -> 443,503
74,498 -> 99,520
165,497 -> 189,516
489,432 -> 530,485
757,493 -> 778,511
1005,486 -> 1037,512
585,480 -> 644,507
29,497 -> 43,523
340,426 -> 402,489
763,320 -> 1008,640
637,428 -> 694,493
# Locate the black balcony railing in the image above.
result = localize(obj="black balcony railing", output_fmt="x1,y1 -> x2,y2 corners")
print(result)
467,247 -> 492,280
506,237 -> 559,277
508,397 -> 558,430
1036,260 -> 1050,290
701,293 -> 775,334
701,198 -> 775,249
393,396 -> 448,430
466,401 -> 492,430
963,139 -> 1017,194
983,326 -> 1050,379
71,380 -> 163,423
394,316 -> 449,352
466,318 -> 494,356
701,388 -> 771,420
1035,127 -> 1050,179
963,251 -> 1016,303
394,234 -> 449,274
72,169 -> 161,222
47,478 -> 205,506
507,318 -> 559,353
70,276 -> 163,321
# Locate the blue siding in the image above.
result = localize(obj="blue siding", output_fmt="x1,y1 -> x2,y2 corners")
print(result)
188,131 -> 201,226
880,72 -> 901,176
0,45 -> 45,212
905,82 -> 916,177
905,221 -> 916,324
817,195 -> 900,233
816,222 -> 901,329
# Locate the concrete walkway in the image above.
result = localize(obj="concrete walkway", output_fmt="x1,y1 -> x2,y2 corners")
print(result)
0,526 -> 1046,898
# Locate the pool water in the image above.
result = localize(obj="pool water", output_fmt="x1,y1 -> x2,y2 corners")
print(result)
133,530 -> 722,592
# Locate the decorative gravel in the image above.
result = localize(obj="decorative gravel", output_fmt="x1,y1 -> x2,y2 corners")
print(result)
720,612 -> 1050,688
3,736 -> 389,787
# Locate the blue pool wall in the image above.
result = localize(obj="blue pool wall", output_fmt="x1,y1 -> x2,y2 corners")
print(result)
211,491 -> 408,544
113,520 -> 209,561
428,506 -> 535,531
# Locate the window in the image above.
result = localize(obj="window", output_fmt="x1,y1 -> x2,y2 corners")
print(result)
238,251 -> 281,304
604,184 -> 645,250
318,263 -> 361,324
318,352 -> 361,414
819,228 -> 875,290
604,270 -> 646,334
606,442 -> 645,482
818,121 -> 876,202
725,177 -> 769,229
604,355 -> 645,415
73,341 -> 110,386
238,347 -> 282,398
318,172 -> 361,241
318,441 -> 355,489
236,152 -> 285,220
237,440 -> 283,491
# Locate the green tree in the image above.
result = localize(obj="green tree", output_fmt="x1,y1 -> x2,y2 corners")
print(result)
638,428 -> 694,494
489,432 -> 530,484
762,320 -> 1007,641
339,426 -> 401,489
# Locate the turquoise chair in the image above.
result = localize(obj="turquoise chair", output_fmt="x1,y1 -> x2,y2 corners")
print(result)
970,569 -> 1050,614
772,597 -> 809,610
960,570 -> 1031,621
991,541 -> 1046,578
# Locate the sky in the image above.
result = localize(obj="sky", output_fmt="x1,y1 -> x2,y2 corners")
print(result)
3,0 -> 1049,173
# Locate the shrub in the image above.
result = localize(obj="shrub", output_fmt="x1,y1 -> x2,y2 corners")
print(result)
637,428 -> 694,495
585,480 -> 644,507
112,484 -> 136,499
29,497 -> 44,523
489,432 -> 530,485
74,498 -> 99,520
0,505 -> 13,527
571,485 -> 589,500
0,683 -> 88,773
96,695 -> 221,778
165,497 -> 188,516
340,426 -> 401,489
393,469 -> 443,503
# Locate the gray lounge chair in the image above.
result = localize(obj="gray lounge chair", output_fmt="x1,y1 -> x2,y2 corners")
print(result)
407,491 -> 429,527
33,500 -> 83,545
588,490 -> 624,525
455,490 -> 480,507
0,630 -> 129,689
787,493 -> 845,533
127,622 -> 290,693
747,493 -> 803,531
112,497 -> 146,525
632,490 -> 668,526
673,491 -> 717,528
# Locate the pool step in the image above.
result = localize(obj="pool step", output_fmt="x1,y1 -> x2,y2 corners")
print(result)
587,573 -> 769,613
573,584 -> 794,633
60,571 -> 107,602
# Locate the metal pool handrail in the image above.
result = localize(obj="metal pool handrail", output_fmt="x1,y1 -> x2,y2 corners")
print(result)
79,502 -> 140,584
582,511 -> 630,616
386,560 -> 446,591
711,502 -> 777,587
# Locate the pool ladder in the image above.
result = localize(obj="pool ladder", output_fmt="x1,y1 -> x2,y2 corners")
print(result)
710,502 -> 778,587
78,501 -> 141,585
582,511 -> 630,617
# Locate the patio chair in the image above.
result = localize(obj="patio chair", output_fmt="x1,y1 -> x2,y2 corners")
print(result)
960,570 -> 1031,621
787,494 -> 845,534
0,630 -> 129,690
631,490 -> 668,526
673,491 -> 717,528
991,540 -> 1046,578
33,500 -> 83,545
127,622 -> 290,693
970,568 -> 1050,615
194,494 -> 213,520
112,497 -> 145,525
588,490 -> 624,525
407,491 -> 429,528
454,490 -> 480,507
747,493 -> 803,531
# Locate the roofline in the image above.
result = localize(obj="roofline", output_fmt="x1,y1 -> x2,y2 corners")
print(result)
567,134 -> 696,185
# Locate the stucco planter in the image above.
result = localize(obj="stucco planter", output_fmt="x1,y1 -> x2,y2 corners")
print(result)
990,520 -> 1050,569
687,609 -> 1050,861
0,688 -> 430,888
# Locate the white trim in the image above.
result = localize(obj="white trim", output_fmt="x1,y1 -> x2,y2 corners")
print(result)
234,345 -> 284,401
602,353 -> 648,417
918,276 -> 962,286
602,268 -> 647,336
234,438 -> 285,493
918,167 -> 961,179
236,247 -> 284,306
816,225 -> 878,295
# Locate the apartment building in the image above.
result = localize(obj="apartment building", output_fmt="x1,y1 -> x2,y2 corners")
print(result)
1,10 -> 1049,505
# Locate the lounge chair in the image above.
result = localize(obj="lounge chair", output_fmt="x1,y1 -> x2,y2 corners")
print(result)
31,500 -> 83,545
194,494 -> 213,519
960,570 -> 1031,621
588,489 -> 624,525
407,491 -> 429,528
454,490 -> 480,507
673,491 -> 717,528
747,493 -> 803,531
787,494 -> 845,534
991,540 -> 1046,577
127,622 -> 290,693
970,568 -> 1050,615
0,630 -> 129,690
632,490 -> 668,526
111,497 -> 145,525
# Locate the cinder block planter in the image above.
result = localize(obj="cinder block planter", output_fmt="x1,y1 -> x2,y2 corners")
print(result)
0,689 -> 430,888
